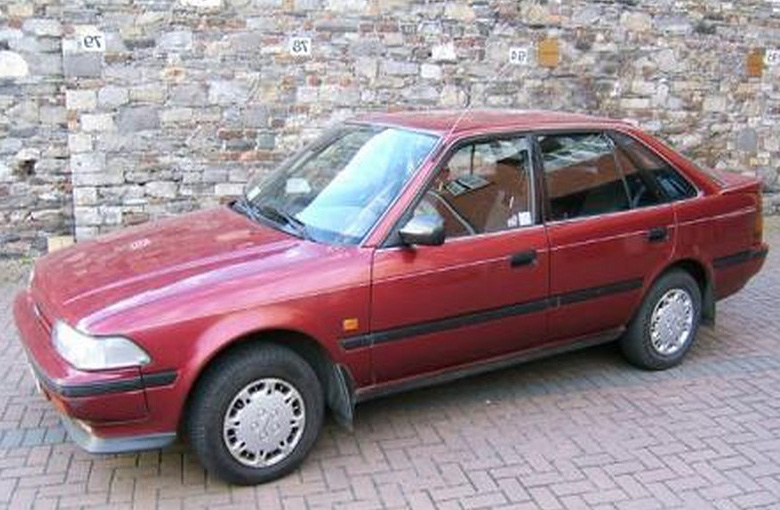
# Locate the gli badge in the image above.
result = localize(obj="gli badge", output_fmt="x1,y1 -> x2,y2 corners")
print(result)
128,238 -> 151,251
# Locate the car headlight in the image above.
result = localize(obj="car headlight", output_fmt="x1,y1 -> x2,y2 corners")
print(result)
52,321 -> 151,371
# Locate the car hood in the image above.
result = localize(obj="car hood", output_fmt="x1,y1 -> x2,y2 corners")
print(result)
32,206 -> 309,329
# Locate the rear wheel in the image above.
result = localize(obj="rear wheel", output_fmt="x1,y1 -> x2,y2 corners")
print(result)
620,270 -> 702,370
187,344 -> 324,485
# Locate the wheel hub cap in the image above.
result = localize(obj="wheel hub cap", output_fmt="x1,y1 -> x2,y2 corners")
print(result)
650,288 -> 694,356
223,378 -> 305,467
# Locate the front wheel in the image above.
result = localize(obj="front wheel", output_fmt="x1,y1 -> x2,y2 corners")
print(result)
187,344 -> 324,485
620,270 -> 702,370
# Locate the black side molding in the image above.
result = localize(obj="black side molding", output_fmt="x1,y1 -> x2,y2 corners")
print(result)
30,362 -> 178,398
355,327 -> 625,403
340,277 -> 643,351
713,247 -> 768,270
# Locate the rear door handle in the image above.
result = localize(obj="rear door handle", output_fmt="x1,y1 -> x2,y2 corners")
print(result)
647,227 -> 669,243
510,250 -> 537,268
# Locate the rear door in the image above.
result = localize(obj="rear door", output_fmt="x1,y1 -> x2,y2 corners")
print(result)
538,131 -> 676,341
366,135 -> 550,384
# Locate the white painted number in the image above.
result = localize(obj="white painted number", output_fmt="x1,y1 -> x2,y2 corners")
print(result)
508,47 -> 529,65
765,49 -> 780,66
79,32 -> 105,53
289,37 -> 312,57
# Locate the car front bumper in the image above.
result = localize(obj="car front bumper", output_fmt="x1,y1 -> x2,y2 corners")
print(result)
13,290 -> 178,453
59,413 -> 175,454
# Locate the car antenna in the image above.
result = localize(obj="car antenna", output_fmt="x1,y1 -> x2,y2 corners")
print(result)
441,61 -> 515,143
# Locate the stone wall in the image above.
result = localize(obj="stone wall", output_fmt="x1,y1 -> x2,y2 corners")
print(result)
1,1 -> 70,257
2,0 -> 780,257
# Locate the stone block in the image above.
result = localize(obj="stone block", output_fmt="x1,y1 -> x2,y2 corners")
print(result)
74,206 -> 101,226
737,128 -> 758,153
129,84 -> 165,103
431,43 -> 457,62
0,51 -> 29,78
160,107 -> 193,123
620,97 -> 651,109
572,5 -> 601,25
381,60 -> 418,76
26,52 -> 62,77
621,12 -> 651,32
73,187 -> 98,205
256,133 -> 276,150
229,168 -> 249,182
0,162 -> 12,183
421,64 -> 442,80
703,95 -> 727,113
66,89 -> 97,111
72,170 -> 125,186
99,206 -> 123,225
146,181 -> 177,198
21,19 -> 63,37
242,106 -> 269,128
355,57 -> 378,79
81,113 -> 116,132
0,138 -> 23,155
181,0 -> 223,8
0,28 -> 24,43
202,169 -> 228,183
117,106 -> 160,132
7,4 -> 34,17
71,152 -> 106,174
39,106 -> 66,125
158,30 -> 193,51
47,235 -> 74,252
215,183 -> 244,196
169,84 -> 207,105
75,226 -> 98,240
445,3 -> 475,21
654,15 -> 692,35
98,86 -> 129,108
63,53 -> 102,79
209,80 -> 251,105
325,0 -> 366,12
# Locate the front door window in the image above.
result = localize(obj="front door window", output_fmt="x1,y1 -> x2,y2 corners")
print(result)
411,136 -> 535,239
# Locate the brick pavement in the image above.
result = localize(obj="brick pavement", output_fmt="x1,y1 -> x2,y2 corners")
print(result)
1,220 -> 779,510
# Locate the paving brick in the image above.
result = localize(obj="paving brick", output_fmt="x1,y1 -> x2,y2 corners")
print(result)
0,219 -> 779,508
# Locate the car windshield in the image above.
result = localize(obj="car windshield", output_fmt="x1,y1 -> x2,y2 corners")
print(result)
240,125 -> 439,244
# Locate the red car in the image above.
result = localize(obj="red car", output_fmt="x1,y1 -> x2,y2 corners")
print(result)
14,110 -> 767,484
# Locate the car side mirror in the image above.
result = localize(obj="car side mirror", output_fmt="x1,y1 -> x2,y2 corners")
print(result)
399,215 -> 445,246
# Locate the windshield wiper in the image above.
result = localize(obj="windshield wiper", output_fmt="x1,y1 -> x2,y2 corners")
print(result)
234,198 -> 311,240
257,203 -> 311,240
233,196 -> 266,224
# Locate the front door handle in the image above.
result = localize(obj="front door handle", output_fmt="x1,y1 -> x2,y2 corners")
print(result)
647,227 -> 669,243
510,250 -> 537,268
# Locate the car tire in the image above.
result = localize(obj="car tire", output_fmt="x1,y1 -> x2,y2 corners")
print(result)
187,343 -> 324,485
620,269 -> 702,370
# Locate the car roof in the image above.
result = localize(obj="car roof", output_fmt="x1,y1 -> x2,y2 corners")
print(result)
351,109 -> 634,137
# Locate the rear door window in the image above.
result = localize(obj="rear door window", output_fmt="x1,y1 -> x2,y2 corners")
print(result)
538,133 -> 630,221
612,144 -> 665,209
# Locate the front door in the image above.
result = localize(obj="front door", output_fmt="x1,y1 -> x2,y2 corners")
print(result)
538,131 -> 676,341
367,135 -> 550,384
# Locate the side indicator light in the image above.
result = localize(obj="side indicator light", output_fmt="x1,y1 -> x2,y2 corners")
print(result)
342,318 -> 359,332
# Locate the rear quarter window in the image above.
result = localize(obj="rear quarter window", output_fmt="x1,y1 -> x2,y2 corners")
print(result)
611,132 -> 698,201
